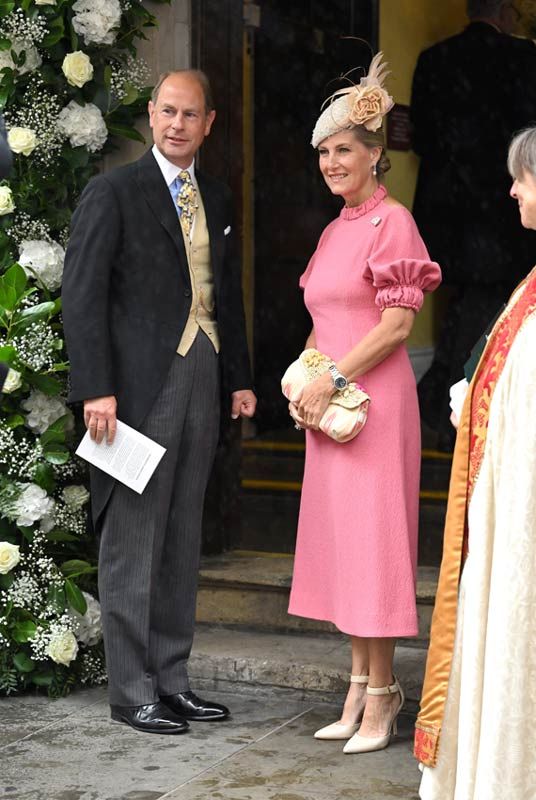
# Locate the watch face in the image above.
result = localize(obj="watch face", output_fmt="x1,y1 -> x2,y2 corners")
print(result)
334,376 -> 347,390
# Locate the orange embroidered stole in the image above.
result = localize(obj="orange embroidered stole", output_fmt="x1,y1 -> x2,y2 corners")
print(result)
414,268 -> 536,767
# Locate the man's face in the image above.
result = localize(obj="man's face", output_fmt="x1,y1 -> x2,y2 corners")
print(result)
148,74 -> 216,168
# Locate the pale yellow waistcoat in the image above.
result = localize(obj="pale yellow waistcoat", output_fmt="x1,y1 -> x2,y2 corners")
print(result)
177,191 -> 220,356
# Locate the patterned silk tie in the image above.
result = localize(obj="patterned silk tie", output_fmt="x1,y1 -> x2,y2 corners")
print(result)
176,169 -> 197,237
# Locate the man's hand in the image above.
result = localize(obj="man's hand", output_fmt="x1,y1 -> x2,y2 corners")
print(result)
231,389 -> 257,420
83,395 -> 117,444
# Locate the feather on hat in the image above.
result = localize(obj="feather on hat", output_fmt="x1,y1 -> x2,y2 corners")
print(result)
311,51 -> 394,148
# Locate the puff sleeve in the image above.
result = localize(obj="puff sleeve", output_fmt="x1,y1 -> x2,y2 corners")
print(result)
365,207 -> 442,312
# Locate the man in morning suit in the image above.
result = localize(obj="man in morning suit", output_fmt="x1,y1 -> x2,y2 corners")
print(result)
410,0 -> 536,448
62,70 -> 257,734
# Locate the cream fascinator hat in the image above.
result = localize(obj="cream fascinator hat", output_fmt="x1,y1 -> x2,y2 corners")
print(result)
311,51 -> 394,148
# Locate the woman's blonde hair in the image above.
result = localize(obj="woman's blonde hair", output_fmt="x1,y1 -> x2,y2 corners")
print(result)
352,125 -> 391,178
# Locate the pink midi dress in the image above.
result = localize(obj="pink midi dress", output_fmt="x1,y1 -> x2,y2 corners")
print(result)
288,185 -> 441,637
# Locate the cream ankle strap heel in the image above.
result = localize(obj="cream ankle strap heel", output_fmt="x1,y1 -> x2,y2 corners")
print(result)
343,676 -> 405,754
314,674 -> 369,740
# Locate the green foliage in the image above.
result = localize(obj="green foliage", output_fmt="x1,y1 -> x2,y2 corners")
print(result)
0,1 -> 161,698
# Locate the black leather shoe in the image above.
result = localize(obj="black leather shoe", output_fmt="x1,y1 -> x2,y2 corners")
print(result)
110,701 -> 190,734
159,691 -> 230,721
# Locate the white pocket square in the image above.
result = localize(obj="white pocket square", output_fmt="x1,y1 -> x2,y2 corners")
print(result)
224,225 -> 231,236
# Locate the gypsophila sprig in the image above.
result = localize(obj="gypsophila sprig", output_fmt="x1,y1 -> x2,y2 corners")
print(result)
4,76 -> 64,167
7,321 -> 61,372
0,0 -> 171,699
109,55 -> 150,103
7,212 -> 51,247
0,9 -> 48,46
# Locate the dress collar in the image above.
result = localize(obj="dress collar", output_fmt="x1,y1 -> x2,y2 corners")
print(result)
340,184 -> 387,220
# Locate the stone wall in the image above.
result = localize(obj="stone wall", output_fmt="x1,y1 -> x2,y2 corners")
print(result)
105,0 -> 191,169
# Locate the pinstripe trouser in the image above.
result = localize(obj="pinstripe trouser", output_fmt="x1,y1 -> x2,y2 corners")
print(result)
98,332 -> 220,706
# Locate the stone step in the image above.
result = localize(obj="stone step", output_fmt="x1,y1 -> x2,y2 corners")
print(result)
237,491 -> 446,565
196,551 -> 438,646
189,624 -> 427,710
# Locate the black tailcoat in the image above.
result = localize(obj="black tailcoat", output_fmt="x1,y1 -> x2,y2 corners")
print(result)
411,22 -> 536,286
62,149 -> 252,524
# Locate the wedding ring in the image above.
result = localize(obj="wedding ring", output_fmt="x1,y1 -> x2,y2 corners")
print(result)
294,423 -> 302,431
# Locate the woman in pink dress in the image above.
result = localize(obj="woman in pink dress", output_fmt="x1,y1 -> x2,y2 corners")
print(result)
288,54 -> 441,754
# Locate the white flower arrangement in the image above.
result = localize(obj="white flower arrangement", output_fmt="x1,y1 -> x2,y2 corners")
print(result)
0,0 -> 165,698
62,51 -> 94,88
0,542 -> 20,575
0,187 -> 15,216
13,483 -> 55,529
47,629 -> 79,666
72,0 -> 122,46
62,485 -> 90,509
7,127 -> 37,157
22,390 -> 70,435
18,239 -> 65,291
70,592 -> 102,646
57,100 -> 108,153
0,39 -> 42,76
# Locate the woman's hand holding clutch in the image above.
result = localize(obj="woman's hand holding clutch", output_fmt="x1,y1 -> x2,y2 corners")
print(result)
296,373 -> 334,430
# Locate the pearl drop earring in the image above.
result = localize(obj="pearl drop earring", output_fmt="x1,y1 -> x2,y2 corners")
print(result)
372,163 -> 377,177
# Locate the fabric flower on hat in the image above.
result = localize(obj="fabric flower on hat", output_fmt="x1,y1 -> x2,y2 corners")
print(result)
19,239 -> 65,291
349,85 -> 393,132
311,51 -> 394,147
72,0 -> 122,46
57,100 -> 108,153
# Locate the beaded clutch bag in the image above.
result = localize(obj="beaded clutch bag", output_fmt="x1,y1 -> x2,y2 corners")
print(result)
281,348 -> 370,443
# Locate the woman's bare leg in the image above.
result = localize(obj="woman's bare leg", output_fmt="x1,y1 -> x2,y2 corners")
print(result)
339,635 -> 369,725
358,637 -> 401,737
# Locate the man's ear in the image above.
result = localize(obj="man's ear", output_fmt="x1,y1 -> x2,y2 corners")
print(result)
205,109 -> 216,136
148,101 -> 155,128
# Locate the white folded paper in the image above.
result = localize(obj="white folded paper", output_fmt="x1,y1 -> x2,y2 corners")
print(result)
76,420 -> 166,494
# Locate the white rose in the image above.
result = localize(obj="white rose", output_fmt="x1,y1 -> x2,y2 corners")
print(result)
8,127 -> 37,157
47,630 -> 79,666
0,541 -> 20,574
22,390 -> 71,435
2,368 -> 21,393
70,592 -> 102,646
72,0 -> 121,46
62,485 -> 90,509
14,483 -> 55,528
62,51 -> 93,88
19,239 -> 65,291
57,101 -> 108,153
0,40 -> 41,76
0,186 -> 14,215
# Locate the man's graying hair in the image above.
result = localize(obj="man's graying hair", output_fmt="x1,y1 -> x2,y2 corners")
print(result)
466,0 -> 508,18
151,69 -> 214,113
507,126 -> 536,180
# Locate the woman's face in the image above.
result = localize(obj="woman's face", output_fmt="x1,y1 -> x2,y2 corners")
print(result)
317,131 -> 380,207
510,169 -> 536,229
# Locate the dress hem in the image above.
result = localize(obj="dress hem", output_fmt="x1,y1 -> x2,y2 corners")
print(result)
287,606 -> 419,639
